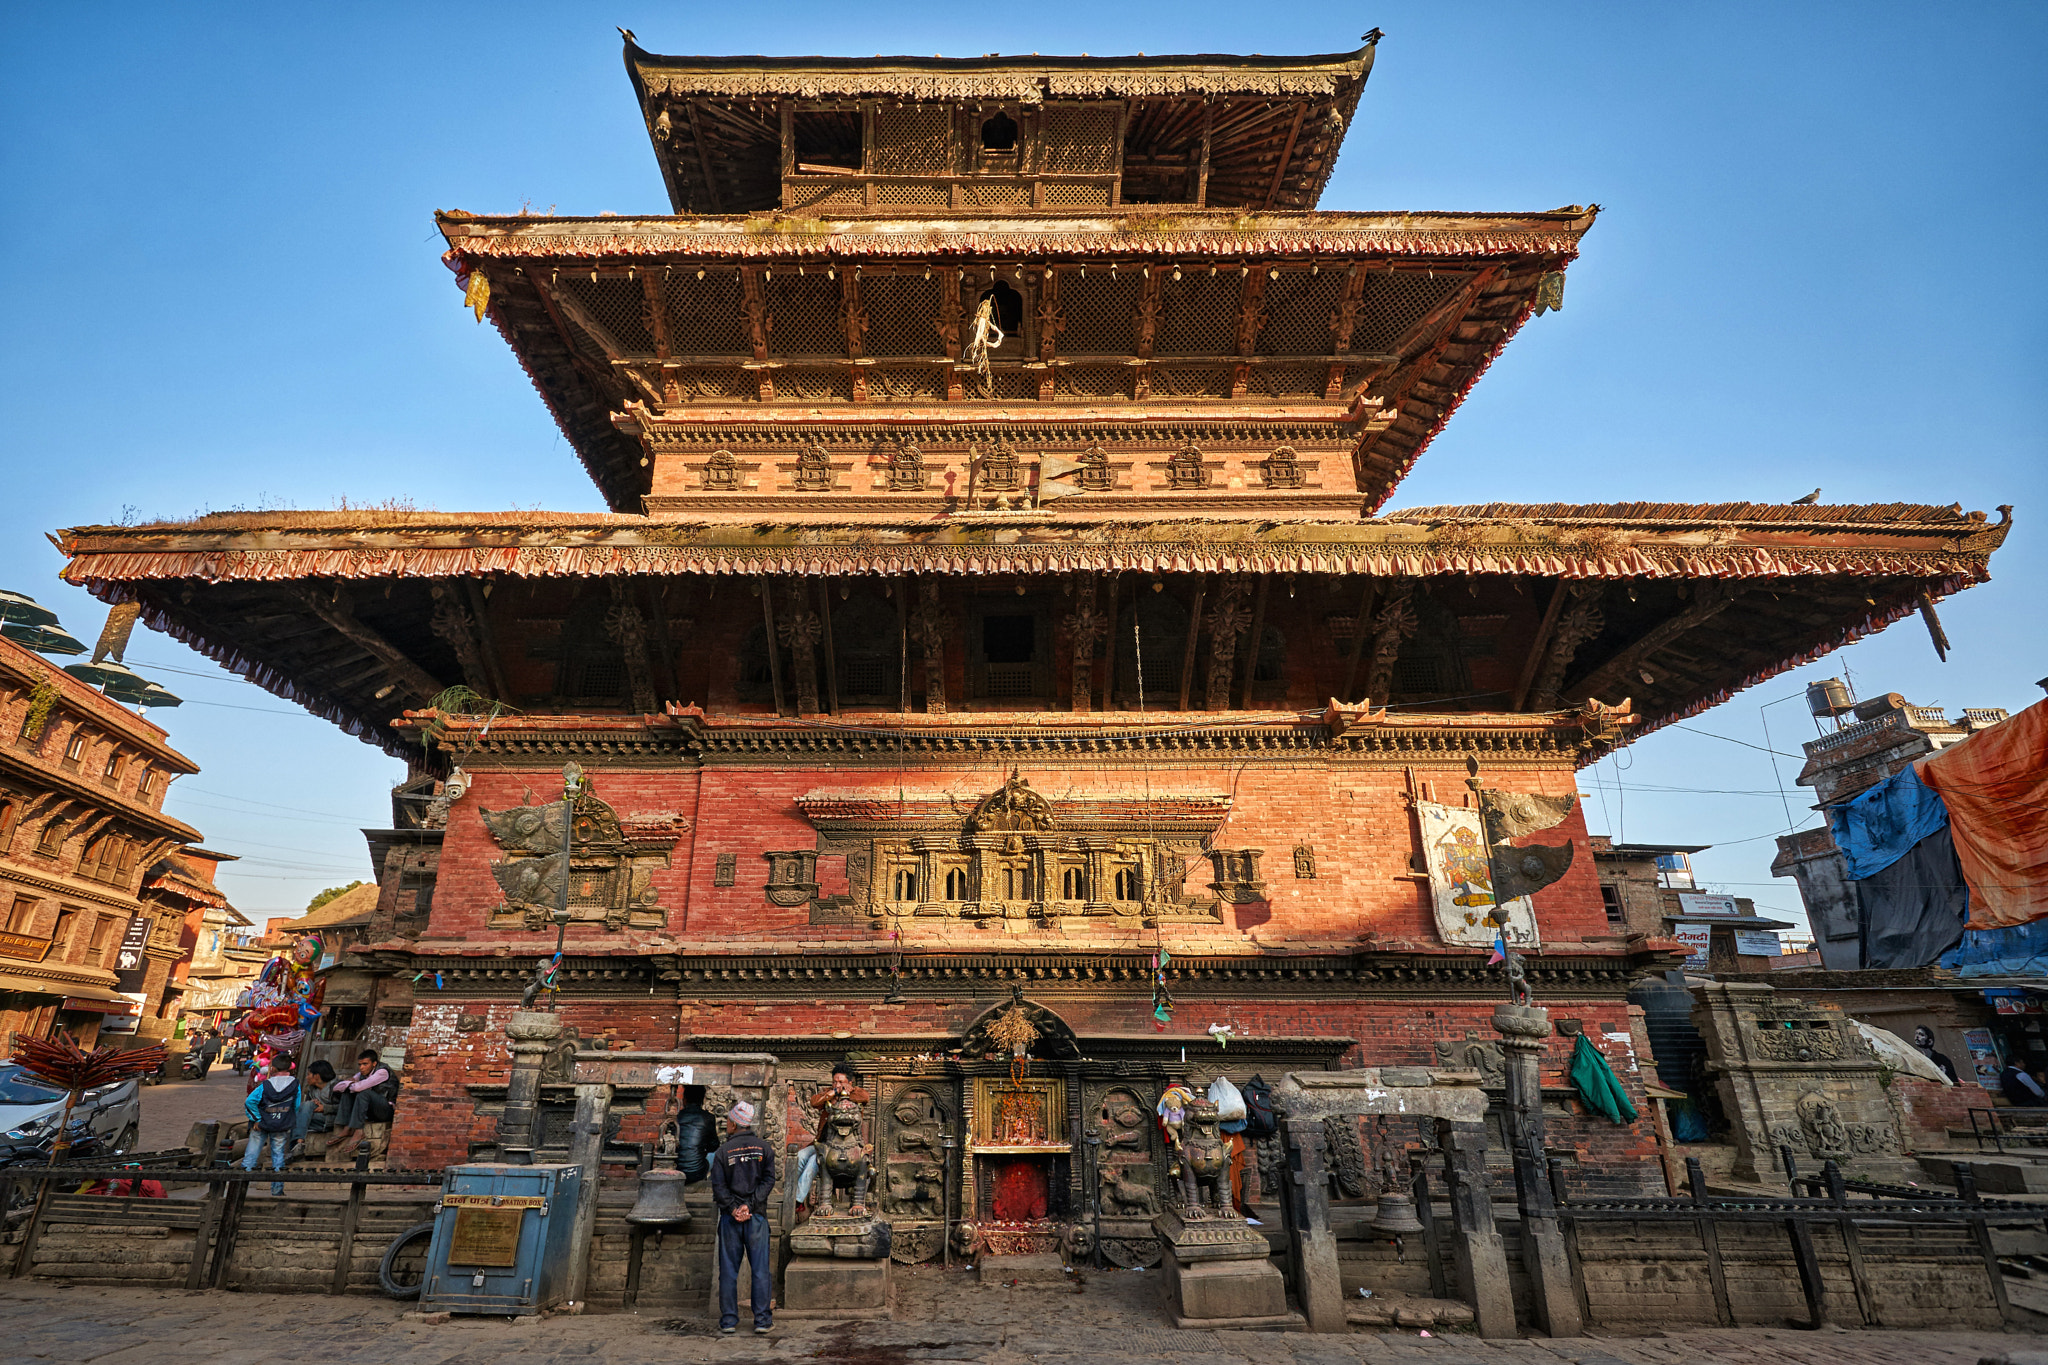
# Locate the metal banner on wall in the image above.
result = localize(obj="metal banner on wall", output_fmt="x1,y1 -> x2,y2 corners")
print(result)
1415,801 -> 1539,949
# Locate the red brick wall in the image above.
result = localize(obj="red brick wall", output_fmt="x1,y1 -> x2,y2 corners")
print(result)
426,757 -> 1607,950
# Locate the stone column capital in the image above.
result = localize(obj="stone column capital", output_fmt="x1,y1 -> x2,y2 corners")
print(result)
1492,1004 -> 1552,1052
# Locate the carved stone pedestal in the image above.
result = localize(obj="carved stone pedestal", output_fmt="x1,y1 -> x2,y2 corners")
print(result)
782,1213 -> 893,1319
1152,1209 -> 1300,1330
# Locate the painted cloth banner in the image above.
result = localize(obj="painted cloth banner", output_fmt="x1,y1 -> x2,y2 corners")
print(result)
1827,762 -> 1950,881
1919,699 -> 2048,929
1414,801 -> 1539,949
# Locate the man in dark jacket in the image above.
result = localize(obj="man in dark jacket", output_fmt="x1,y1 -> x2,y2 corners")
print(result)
709,1099 -> 776,1335
673,1090 -> 715,1184
2000,1060 -> 2045,1106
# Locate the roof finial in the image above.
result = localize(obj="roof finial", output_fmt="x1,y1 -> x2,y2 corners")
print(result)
1363,28 -> 1384,45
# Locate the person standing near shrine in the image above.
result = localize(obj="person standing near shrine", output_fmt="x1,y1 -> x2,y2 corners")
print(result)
710,1099 -> 776,1336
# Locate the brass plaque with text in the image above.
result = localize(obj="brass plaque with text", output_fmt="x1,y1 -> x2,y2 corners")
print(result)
447,1205 -> 526,1266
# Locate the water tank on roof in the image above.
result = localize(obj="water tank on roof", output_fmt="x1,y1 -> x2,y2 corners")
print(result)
1806,679 -> 1853,719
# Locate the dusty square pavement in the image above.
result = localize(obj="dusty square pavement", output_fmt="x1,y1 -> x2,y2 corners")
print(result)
136,1066 -> 253,1152
0,1265 -> 2032,1365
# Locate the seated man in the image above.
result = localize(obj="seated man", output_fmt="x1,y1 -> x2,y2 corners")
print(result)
327,1050 -> 399,1162
293,1060 -> 336,1157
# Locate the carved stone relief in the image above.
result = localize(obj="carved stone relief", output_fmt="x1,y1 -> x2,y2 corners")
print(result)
1207,848 -> 1266,904
1293,845 -> 1317,879
880,1081 -> 952,1218
886,439 -> 925,491
1076,446 -> 1114,491
1165,444 -> 1209,490
1432,1036 -> 1506,1088
1091,1083 -> 1162,1216
1261,446 -> 1307,489
479,786 -> 674,930
764,850 -> 820,907
713,853 -> 736,887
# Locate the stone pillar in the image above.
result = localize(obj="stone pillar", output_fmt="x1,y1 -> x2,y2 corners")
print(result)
561,1080 -> 614,1311
964,833 -> 1001,907
910,837 -> 945,906
1492,1003 -> 1581,1338
1436,1118 -> 1516,1339
498,1010 -> 564,1166
1277,1115 -> 1347,1333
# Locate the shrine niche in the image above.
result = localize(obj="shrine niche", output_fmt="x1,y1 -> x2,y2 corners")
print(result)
790,770 -> 1230,926
479,786 -> 675,930
879,1081 -> 952,1226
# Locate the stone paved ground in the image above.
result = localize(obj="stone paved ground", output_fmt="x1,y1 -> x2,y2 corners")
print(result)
137,1065 -> 249,1151
0,1266 -> 2030,1365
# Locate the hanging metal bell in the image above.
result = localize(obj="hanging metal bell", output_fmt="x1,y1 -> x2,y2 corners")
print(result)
1369,1190 -> 1425,1237
627,1164 -> 692,1228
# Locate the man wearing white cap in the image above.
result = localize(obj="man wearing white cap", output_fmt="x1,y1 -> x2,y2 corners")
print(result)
709,1098 -> 776,1335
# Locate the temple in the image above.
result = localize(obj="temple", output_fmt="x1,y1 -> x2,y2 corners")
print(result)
54,35 -> 2008,1261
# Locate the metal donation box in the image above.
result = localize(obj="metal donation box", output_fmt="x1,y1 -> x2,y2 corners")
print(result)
420,1163 -> 583,1315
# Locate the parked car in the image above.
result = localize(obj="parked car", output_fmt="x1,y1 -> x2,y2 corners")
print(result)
0,1064 -> 141,1157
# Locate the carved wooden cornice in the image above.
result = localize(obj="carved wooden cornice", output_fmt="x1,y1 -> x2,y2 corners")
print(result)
360,944 -> 1671,1002
401,707 -> 1617,767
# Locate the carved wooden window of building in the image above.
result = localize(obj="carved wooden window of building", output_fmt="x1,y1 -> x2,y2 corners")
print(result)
136,768 -> 155,800
944,868 -> 968,900
978,111 -> 1019,155
893,868 -> 919,902
1113,867 -> 1138,901
1261,447 -> 1306,489
703,451 -> 741,491
1077,447 -> 1114,491
0,798 -> 16,853
793,443 -> 834,491
87,913 -> 114,956
53,907 -> 78,956
999,861 -> 1034,901
832,594 -> 899,704
62,730 -> 87,769
1061,867 -> 1085,900
792,107 -> 862,173
1039,105 -> 1119,175
5,893 -> 36,934
101,751 -> 125,784
1600,883 -> 1626,928
1166,446 -> 1209,490
34,819 -> 64,856
971,606 -> 1046,701
874,106 -> 954,175
557,595 -> 628,701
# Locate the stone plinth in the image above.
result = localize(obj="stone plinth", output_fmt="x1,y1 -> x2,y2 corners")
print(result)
782,1213 -> 892,1319
1691,980 -> 1918,1184
1152,1209 -> 1298,1330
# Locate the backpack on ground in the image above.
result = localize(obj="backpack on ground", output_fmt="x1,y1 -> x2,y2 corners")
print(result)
1241,1074 -> 1278,1140
256,1078 -> 300,1133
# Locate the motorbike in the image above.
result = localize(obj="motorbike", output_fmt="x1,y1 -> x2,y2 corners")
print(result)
0,1121 -> 116,1209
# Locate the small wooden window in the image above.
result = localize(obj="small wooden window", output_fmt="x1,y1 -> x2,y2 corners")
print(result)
893,868 -> 918,901
1061,867 -> 1085,899
944,868 -> 968,900
62,731 -> 88,766
88,914 -> 114,952
137,768 -> 155,799
0,798 -> 17,851
5,894 -> 37,934
1600,883 -> 1626,928
102,751 -> 125,782
1113,867 -> 1137,900
34,819 -> 64,856
979,112 -> 1018,152
53,908 -> 78,953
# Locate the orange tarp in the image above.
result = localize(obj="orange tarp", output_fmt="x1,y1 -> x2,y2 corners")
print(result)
1920,698 -> 2048,929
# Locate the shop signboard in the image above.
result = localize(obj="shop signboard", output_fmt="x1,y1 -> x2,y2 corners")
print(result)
1732,929 -> 1783,956
1963,1027 -> 2002,1088
112,915 -> 152,992
1672,923 -> 1712,967
1677,893 -> 1740,917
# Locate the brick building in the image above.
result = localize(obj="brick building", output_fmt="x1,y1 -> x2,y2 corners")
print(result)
0,634 -> 206,1049
53,36 -> 2010,1249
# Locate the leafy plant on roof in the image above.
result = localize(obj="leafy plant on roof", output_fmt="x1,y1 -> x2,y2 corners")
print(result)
417,685 -> 512,752
21,679 -> 60,742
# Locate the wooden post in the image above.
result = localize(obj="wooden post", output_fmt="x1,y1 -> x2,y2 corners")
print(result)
760,581 -> 788,717
896,577 -> 910,714
1194,102 -> 1213,208
1685,1157 -> 1735,1326
1783,1209 -> 1828,1329
816,581 -> 840,716
1413,1153 -> 1447,1301
1099,573 -> 1119,711
1176,576 -> 1206,712
1955,1162 -> 2016,1324
1546,1159 -> 1593,1328
1239,575 -> 1270,709
624,1225 -> 648,1310
1821,1161 -> 1877,1325
185,1174 -> 227,1290
330,1178 -> 366,1295
1340,580 -> 1375,701
210,1178 -> 250,1288
193,1118 -> 221,1168
8,1175 -> 51,1279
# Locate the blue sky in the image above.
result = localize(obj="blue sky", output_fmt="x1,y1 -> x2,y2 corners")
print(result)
2,2 -> 2042,929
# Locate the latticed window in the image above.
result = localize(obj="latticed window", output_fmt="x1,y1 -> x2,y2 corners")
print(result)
873,106 -> 953,175
1038,106 -> 1118,175
1351,271 -> 1468,355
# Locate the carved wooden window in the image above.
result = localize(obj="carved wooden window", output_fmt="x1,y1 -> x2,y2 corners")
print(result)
1600,883 -> 1626,928
893,868 -> 919,901
714,853 -> 737,887
977,442 -> 1021,492
703,451 -> 741,491
885,440 -> 924,490
0,799 -> 16,852
35,819 -> 64,856
1077,447 -> 1114,491
62,731 -> 87,769
136,767 -> 155,799
1113,867 -> 1137,900
999,862 -> 1034,900
1061,866 -> 1085,900
1166,446 -> 1208,490
4,893 -> 36,934
557,594 -> 628,700
979,111 -> 1019,154
793,444 -> 834,491
944,868 -> 968,900
1261,447 -> 1306,489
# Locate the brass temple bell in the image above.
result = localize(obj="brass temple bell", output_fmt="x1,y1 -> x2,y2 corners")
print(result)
1368,1151 -> 1425,1238
626,1120 -> 693,1230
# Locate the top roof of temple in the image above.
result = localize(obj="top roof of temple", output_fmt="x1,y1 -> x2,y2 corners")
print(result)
622,34 -> 1379,215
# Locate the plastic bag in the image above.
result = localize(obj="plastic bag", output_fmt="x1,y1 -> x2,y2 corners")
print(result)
1207,1076 -> 1247,1122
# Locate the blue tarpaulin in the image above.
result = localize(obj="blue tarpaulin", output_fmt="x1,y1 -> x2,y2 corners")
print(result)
1828,763 -> 1951,880
1942,918 -> 2048,979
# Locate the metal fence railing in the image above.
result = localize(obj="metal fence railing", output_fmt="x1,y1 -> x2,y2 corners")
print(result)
1969,1106 -> 2048,1153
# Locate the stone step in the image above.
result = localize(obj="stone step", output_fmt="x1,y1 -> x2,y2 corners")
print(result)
975,1252 -> 1070,1286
